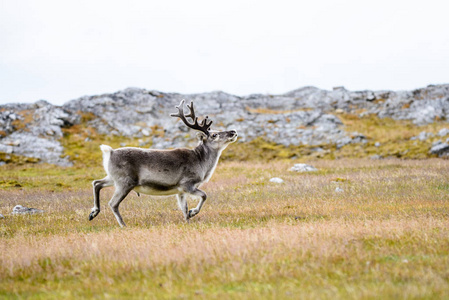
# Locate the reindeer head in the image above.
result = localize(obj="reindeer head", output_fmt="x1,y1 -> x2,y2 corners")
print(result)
171,99 -> 238,150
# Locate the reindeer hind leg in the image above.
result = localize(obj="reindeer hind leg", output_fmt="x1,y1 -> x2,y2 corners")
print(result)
176,193 -> 189,221
108,183 -> 134,227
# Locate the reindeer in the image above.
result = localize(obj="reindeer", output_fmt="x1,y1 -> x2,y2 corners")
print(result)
89,99 -> 238,227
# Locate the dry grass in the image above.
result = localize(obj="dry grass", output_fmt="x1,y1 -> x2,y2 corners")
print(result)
1,159 -> 449,299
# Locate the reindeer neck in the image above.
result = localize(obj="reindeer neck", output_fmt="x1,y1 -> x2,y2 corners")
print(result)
194,142 -> 222,182
194,142 -> 218,163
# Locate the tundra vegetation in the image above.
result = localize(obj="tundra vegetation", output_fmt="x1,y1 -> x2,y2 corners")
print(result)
1,115 -> 449,299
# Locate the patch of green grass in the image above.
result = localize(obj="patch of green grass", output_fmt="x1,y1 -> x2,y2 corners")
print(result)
337,113 -> 449,159
0,163 -> 104,190
0,152 -> 40,164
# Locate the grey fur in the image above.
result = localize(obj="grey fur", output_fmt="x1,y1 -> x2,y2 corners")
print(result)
89,100 -> 237,227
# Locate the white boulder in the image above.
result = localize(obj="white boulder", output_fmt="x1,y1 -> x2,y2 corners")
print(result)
269,177 -> 284,184
12,205 -> 44,215
290,163 -> 318,172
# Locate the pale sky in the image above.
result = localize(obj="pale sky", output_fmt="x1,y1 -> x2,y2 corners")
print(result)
1,0 -> 448,105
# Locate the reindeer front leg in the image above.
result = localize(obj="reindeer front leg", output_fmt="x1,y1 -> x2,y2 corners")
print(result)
184,186 -> 207,219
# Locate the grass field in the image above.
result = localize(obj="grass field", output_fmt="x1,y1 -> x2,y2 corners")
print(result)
1,158 -> 449,299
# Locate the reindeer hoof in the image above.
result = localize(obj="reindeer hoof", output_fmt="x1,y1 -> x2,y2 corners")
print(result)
188,209 -> 198,219
89,210 -> 99,221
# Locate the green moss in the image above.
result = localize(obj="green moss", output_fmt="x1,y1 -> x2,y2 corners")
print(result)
339,113 -> 448,143
336,113 -> 449,159
0,179 -> 23,188
222,137 -> 302,161
0,162 -> 105,191
0,152 -> 40,164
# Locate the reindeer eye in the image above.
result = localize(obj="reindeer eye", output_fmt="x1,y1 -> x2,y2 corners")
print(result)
212,133 -> 218,138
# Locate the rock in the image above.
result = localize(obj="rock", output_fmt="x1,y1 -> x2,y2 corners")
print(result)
412,105 -> 438,125
410,131 -> 434,141
0,101 -> 78,166
370,154 -> 383,160
374,142 -> 381,147
0,213 -> 4,219
366,92 -> 376,101
432,140 -> 442,147
141,129 -> 150,136
269,177 -> 284,184
335,132 -> 366,149
11,205 -> 44,215
1,84 -> 449,164
290,163 -> 318,172
429,143 -> 449,156
2,140 -> 20,146
0,132 -> 71,166
335,187 -> 344,193
438,128 -> 449,137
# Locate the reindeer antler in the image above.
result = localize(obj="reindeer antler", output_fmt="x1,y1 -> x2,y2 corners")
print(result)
171,99 -> 213,136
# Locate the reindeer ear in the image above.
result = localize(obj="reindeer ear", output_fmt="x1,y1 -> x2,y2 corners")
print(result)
196,132 -> 207,141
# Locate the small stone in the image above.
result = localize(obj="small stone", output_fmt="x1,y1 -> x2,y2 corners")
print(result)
12,205 -> 44,215
4,146 -> 13,154
0,214 -> 4,219
432,140 -> 442,147
438,128 -> 449,137
335,187 -> 344,193
46,129 -> 55,136
366,92 -> 376,101
269,177 -> 284,183
141,129 -> 150,136
412,131 -> 434,141
3,140 -> 20,146
374,142 -> 381,147
290,164 -> 318,172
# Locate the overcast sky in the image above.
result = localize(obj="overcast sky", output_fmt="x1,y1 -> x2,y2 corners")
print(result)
1,0 -> 448,105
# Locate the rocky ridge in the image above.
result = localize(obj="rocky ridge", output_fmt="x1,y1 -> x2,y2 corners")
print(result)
1,84 -> 449,165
